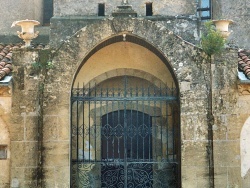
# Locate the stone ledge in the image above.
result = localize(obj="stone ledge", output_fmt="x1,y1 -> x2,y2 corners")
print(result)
0,85 -> 11,97
237,81 -> 250,95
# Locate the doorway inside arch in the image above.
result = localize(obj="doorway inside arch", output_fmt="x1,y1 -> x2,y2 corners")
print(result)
71,76 -> 179,187
101,110 -> 152,187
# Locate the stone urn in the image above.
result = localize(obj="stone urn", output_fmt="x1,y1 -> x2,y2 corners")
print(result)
212,19 -> 233,39
11,19 -> 40,47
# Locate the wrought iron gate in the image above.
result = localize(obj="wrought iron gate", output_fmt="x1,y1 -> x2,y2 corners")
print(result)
71,76 -> 179,187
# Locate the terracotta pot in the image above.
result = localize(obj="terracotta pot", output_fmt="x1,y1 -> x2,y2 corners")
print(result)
11,19 -> 40,47
212,19 -> 233,39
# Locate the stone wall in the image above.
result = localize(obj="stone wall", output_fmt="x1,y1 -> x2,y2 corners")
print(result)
212,0 -> 250,49
10,49 -> 49,187
50,16 -> 199,48
211,50 -> 239,187
0,0 -> 43,33
0,0 -> 249,50
10,18 -> 211,187
0,86 -> 11,188
9,17 -> 250,188
53,0 -> 196,17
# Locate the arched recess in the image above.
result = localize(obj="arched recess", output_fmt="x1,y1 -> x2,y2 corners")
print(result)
241,116 -> 250,178
72,34 -> 178,90
70,33 -> 181,187
0,117 -> 10,187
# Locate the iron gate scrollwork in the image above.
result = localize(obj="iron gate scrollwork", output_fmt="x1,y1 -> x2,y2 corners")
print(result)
71,76 -> 179,187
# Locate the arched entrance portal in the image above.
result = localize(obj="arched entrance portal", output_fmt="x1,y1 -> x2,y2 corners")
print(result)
70,35 -> 180,187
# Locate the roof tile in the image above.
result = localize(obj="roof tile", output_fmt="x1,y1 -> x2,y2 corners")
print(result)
0,44 -> 18,81
0,43 -> 46,81
238,49 -> 250,80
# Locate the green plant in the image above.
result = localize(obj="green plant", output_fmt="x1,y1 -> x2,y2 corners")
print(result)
201,21 -> 226,56
45,61 -> 54,69
32,61 -> 42,70
32,60 -> 54,70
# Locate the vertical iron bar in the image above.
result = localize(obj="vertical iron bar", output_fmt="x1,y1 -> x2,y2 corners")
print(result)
147,84 -> 150,161
82,83 -> 85,163
70,94 -> 73,186
153,86 -> 157,161
166,101 -> 169,161
171,103 -> 175,161
100,87 -> 103,162
118,102 -> 120,159
76,84 -> 79,187
160,83 -> 163,160
94,83 -> 97,162
136,86 -> 139,160
106,96 -> 109,160
130,86 -> 133,160
112,86 -> 115,161
142,83 -> 145,160
123,76 -> 127,188
88,83 -> 91,162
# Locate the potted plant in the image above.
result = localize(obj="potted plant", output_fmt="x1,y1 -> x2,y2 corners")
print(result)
200,21 -> 226,56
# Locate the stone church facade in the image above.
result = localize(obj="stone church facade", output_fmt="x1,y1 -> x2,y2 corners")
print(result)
0,0 -> 250,187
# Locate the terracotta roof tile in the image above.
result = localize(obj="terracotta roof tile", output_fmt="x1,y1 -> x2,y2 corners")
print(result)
238,49 -> 250,80
0,43 -> 47,82
0,44 -> 19,81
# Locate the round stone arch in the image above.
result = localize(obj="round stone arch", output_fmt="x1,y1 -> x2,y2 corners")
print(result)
51,18 -> 202,91
72,33 -> 178,89
50,18 -> 206,187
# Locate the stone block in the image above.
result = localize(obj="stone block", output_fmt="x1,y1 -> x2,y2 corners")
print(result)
58,116 -> 70,140
182,166 -> 210,187
227,114 -> 242,140
24,167 -> 37,181
228,167 -> 242,188
10,168 -> 25,186
182,141 -> 207,167
54,166 -> 70,187
181,114 -> 207,141
213,141 -> 240,167
25,115 -> 38,141
43,116 -> 59,141
43,167 -> 55,187
182,166 -> 197,188
9,117 -> 24,141
214,167 -> 228,187
0,159 -> 10,187
196,178 -> 209,188
180,81 -> 191,92
23,180 -> 38,188
180,95 -> 208,114
10,141 -> 38,167
43,141 -> 69,167
213,115 -> 227,140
